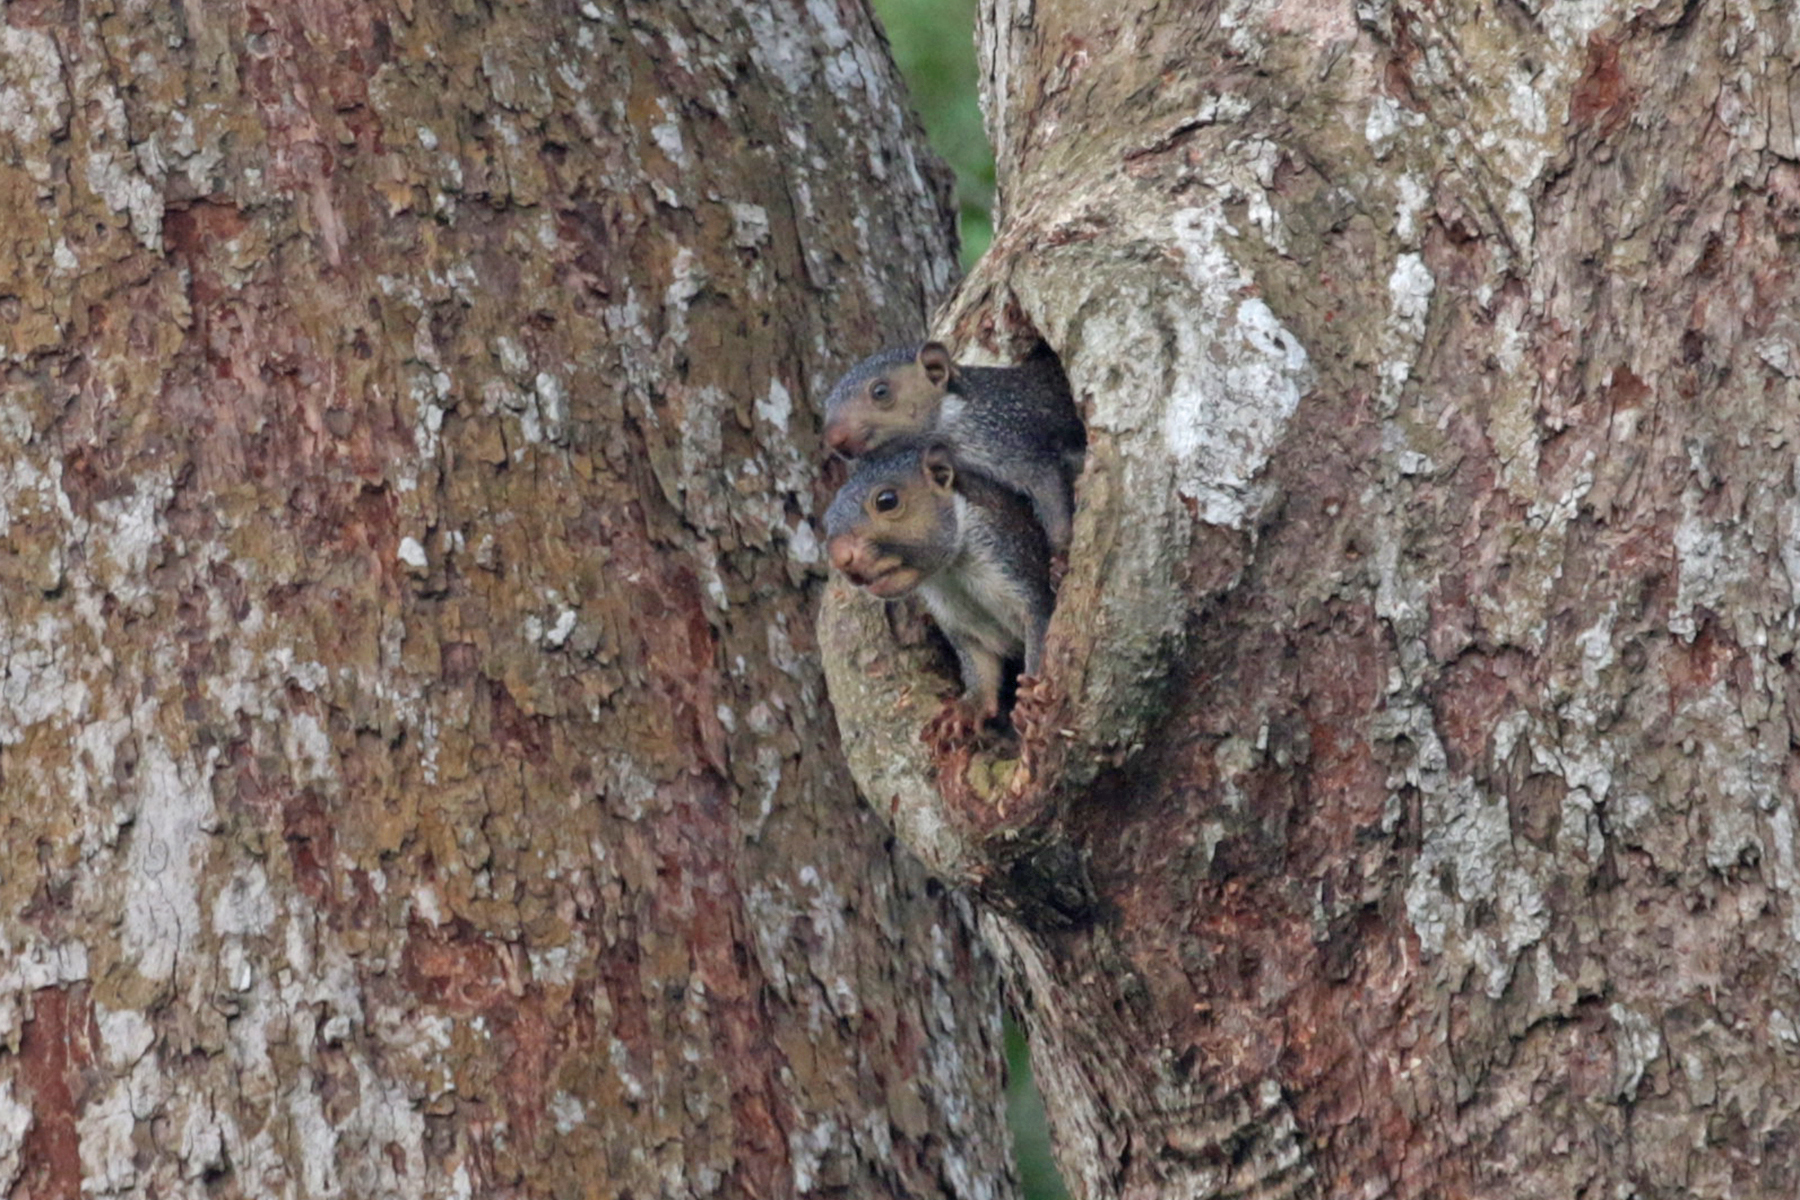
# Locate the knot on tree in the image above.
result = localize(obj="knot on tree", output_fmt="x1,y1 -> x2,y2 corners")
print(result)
817,253 -> 1309,926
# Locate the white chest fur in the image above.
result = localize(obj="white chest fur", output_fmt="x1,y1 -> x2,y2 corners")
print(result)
919,533 -> 1023,662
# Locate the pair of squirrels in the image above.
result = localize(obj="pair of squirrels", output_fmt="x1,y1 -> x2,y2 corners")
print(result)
822,341 -> 1085,732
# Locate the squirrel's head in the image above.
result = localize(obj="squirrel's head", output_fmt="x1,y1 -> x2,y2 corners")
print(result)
821,342 -> 956,458
824,439 -> 959,598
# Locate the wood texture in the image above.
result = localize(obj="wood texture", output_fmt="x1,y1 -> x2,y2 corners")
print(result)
0,2 -> 1014,1197
823,0 -> 1800,1195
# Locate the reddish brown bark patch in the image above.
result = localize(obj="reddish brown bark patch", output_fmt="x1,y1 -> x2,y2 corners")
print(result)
283,788 -> 337,903
1431,649 -> 1536,778
1,0 -> 74,27
401,923 -> 509,1013
487,989 -> 559,1149
1570,36 -> 1635,134
15,986 -> 91,1200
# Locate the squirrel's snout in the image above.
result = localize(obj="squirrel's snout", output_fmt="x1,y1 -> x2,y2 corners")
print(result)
828,533 -> 862,579
824,422 -> 860,456
828,534 -> 889,589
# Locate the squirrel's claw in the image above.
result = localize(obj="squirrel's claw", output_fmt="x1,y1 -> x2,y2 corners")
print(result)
923,696 -> 985,752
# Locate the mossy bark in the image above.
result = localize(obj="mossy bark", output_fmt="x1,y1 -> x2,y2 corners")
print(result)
0,3 -> 1014,1197
824,0 -> 1800,1195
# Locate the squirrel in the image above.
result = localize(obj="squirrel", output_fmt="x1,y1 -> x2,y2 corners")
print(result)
821,342 -> 1086,554
825,437 -> 1053,731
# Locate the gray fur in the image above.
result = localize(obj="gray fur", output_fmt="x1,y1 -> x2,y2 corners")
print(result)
823,344 -> 1086,553
941,356 -> 1086,553
821,344 -> 918,416
826,440 -> 1054,711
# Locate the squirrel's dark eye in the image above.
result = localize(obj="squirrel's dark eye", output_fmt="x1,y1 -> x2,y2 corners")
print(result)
874,489 -> 900,513
870,381 -> 891,404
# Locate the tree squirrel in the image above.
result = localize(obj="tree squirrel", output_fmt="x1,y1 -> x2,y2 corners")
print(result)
825,438 -> 1053,729
821,343 -> 1085,554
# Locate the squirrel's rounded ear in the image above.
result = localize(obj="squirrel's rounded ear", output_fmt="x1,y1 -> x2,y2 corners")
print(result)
922,441 -> 956,492
917,342 -> 954,387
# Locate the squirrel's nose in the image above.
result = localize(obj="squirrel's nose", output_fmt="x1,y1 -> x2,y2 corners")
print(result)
828,534 -> 858,577
824,422 -> 857,456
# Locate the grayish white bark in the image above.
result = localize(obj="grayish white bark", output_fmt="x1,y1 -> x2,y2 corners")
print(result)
0,2 -> 1013,1196
827,0 -> 1800,1195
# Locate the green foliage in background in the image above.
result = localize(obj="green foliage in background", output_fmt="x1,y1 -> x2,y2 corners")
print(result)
1005,1016 -> 1073,1200
871,0 -> 996,268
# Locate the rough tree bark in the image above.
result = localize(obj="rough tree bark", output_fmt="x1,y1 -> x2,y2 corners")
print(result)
0,2 -> 1016,1197
824,0 -> 1800,1196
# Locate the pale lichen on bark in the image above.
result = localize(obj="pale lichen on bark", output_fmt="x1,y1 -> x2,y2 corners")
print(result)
822,0 -> 1800,1196
0,1 -> 1014,1196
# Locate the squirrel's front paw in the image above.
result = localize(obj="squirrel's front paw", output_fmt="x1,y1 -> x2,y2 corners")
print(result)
922,697 -> 981,752
925,691 -> 1004,752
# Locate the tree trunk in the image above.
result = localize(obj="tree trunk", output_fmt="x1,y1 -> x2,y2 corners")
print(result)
0,3 -> 1015,1197
826,0 -> 1800,1196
